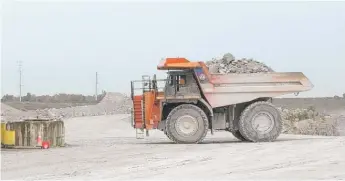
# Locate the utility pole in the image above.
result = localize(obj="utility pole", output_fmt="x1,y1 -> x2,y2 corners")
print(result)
17,60 -> 23,102
95,72 -> 98,101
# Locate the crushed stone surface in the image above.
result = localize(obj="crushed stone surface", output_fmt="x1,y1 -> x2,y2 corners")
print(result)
1,115 -> 345,180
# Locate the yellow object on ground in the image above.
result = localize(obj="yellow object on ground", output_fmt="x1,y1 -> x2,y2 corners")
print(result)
2,122 -> 15,146
3,130 -> 15,145
1,122 -> 6,143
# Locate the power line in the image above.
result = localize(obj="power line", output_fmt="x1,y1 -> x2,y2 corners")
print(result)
95,72 -> 98,101
17,60 -> 23,102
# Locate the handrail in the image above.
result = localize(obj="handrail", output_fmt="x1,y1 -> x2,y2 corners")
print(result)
132,87 -> 165,90
130,81 -> 134,100
131,77 -> 167,99
131,79 -> 167,83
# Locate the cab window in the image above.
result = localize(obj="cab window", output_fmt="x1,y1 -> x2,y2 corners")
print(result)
178,75 -> 187,86
168,75 -> 174,85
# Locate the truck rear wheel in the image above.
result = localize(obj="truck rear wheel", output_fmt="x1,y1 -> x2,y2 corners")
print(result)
238,101 -> 282,142
165,104 -> 209,144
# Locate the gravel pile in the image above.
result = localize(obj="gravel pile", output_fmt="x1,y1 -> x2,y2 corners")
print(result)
205,53 -> 274,74
280,107 -> 344,136
1,92 -> 132,121
1,103 -> 37,122
35,92 -> 132,119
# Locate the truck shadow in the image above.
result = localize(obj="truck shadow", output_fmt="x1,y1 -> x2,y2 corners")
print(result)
137,136 -> 335,145
57,136 -> 338,147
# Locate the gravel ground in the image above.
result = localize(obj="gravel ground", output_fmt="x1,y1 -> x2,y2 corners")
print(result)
2,115 -> 345,180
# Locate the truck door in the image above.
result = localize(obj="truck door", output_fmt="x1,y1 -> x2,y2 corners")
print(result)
175,73 -> 201,98
165,72 -> 201,98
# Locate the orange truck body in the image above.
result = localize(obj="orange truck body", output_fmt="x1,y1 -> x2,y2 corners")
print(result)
131,57 -> 313,131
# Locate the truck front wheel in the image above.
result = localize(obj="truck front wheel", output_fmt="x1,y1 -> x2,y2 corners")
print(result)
238,101 -> 282,142
165,104 -> 209,144
231,130 -> 248,141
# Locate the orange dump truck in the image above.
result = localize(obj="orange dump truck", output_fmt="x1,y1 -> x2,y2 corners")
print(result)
130,58 -> 313,144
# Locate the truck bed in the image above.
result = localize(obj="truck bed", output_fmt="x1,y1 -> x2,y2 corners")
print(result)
200,72 -> 313,108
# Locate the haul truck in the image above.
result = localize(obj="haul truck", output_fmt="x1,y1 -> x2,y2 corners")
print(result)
130,58 -> 313,144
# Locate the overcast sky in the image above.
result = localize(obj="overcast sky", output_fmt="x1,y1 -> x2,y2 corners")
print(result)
1,1 -> 345,97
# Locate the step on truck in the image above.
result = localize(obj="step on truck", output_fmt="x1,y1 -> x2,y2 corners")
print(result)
130,58 -> 313,144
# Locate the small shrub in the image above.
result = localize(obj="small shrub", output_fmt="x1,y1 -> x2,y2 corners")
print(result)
334,95 -> 341,100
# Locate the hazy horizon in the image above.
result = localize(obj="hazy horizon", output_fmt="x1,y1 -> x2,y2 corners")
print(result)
1,1 -> 345,98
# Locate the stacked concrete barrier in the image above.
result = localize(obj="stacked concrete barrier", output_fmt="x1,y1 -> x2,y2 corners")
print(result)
5,119 -> 65,148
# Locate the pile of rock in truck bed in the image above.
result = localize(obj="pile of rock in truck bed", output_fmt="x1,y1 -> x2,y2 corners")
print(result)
205,53 -> 274,74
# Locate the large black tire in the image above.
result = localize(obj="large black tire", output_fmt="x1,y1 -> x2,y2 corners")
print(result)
238,101 -> 282,142
165,104 -> 209,144
231,130 -> 248,141
164,129 -> 173,141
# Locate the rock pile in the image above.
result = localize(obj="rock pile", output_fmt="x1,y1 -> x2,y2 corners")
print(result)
205,53 -> 274,74
1,92 -> 132,121
279,107 -> 322,122
35,92 -> 132,119
1,103 -> 37,122
280,107 -> 343,136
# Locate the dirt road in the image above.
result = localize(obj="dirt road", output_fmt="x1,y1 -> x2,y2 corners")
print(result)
2,115 -> 345,180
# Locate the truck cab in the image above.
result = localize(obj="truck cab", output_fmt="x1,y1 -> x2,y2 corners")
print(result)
164,70 -> 202,100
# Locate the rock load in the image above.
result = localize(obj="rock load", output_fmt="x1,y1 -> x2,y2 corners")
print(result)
205,53 -> 274,74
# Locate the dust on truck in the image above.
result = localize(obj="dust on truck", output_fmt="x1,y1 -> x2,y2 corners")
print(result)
130,58 -> 313,144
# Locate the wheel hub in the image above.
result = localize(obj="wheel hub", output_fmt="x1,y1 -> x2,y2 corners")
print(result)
251,112 -> 274,134
175,115 -> 199,136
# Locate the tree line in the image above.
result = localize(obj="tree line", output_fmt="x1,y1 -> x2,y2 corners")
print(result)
1,91 -> 107,103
